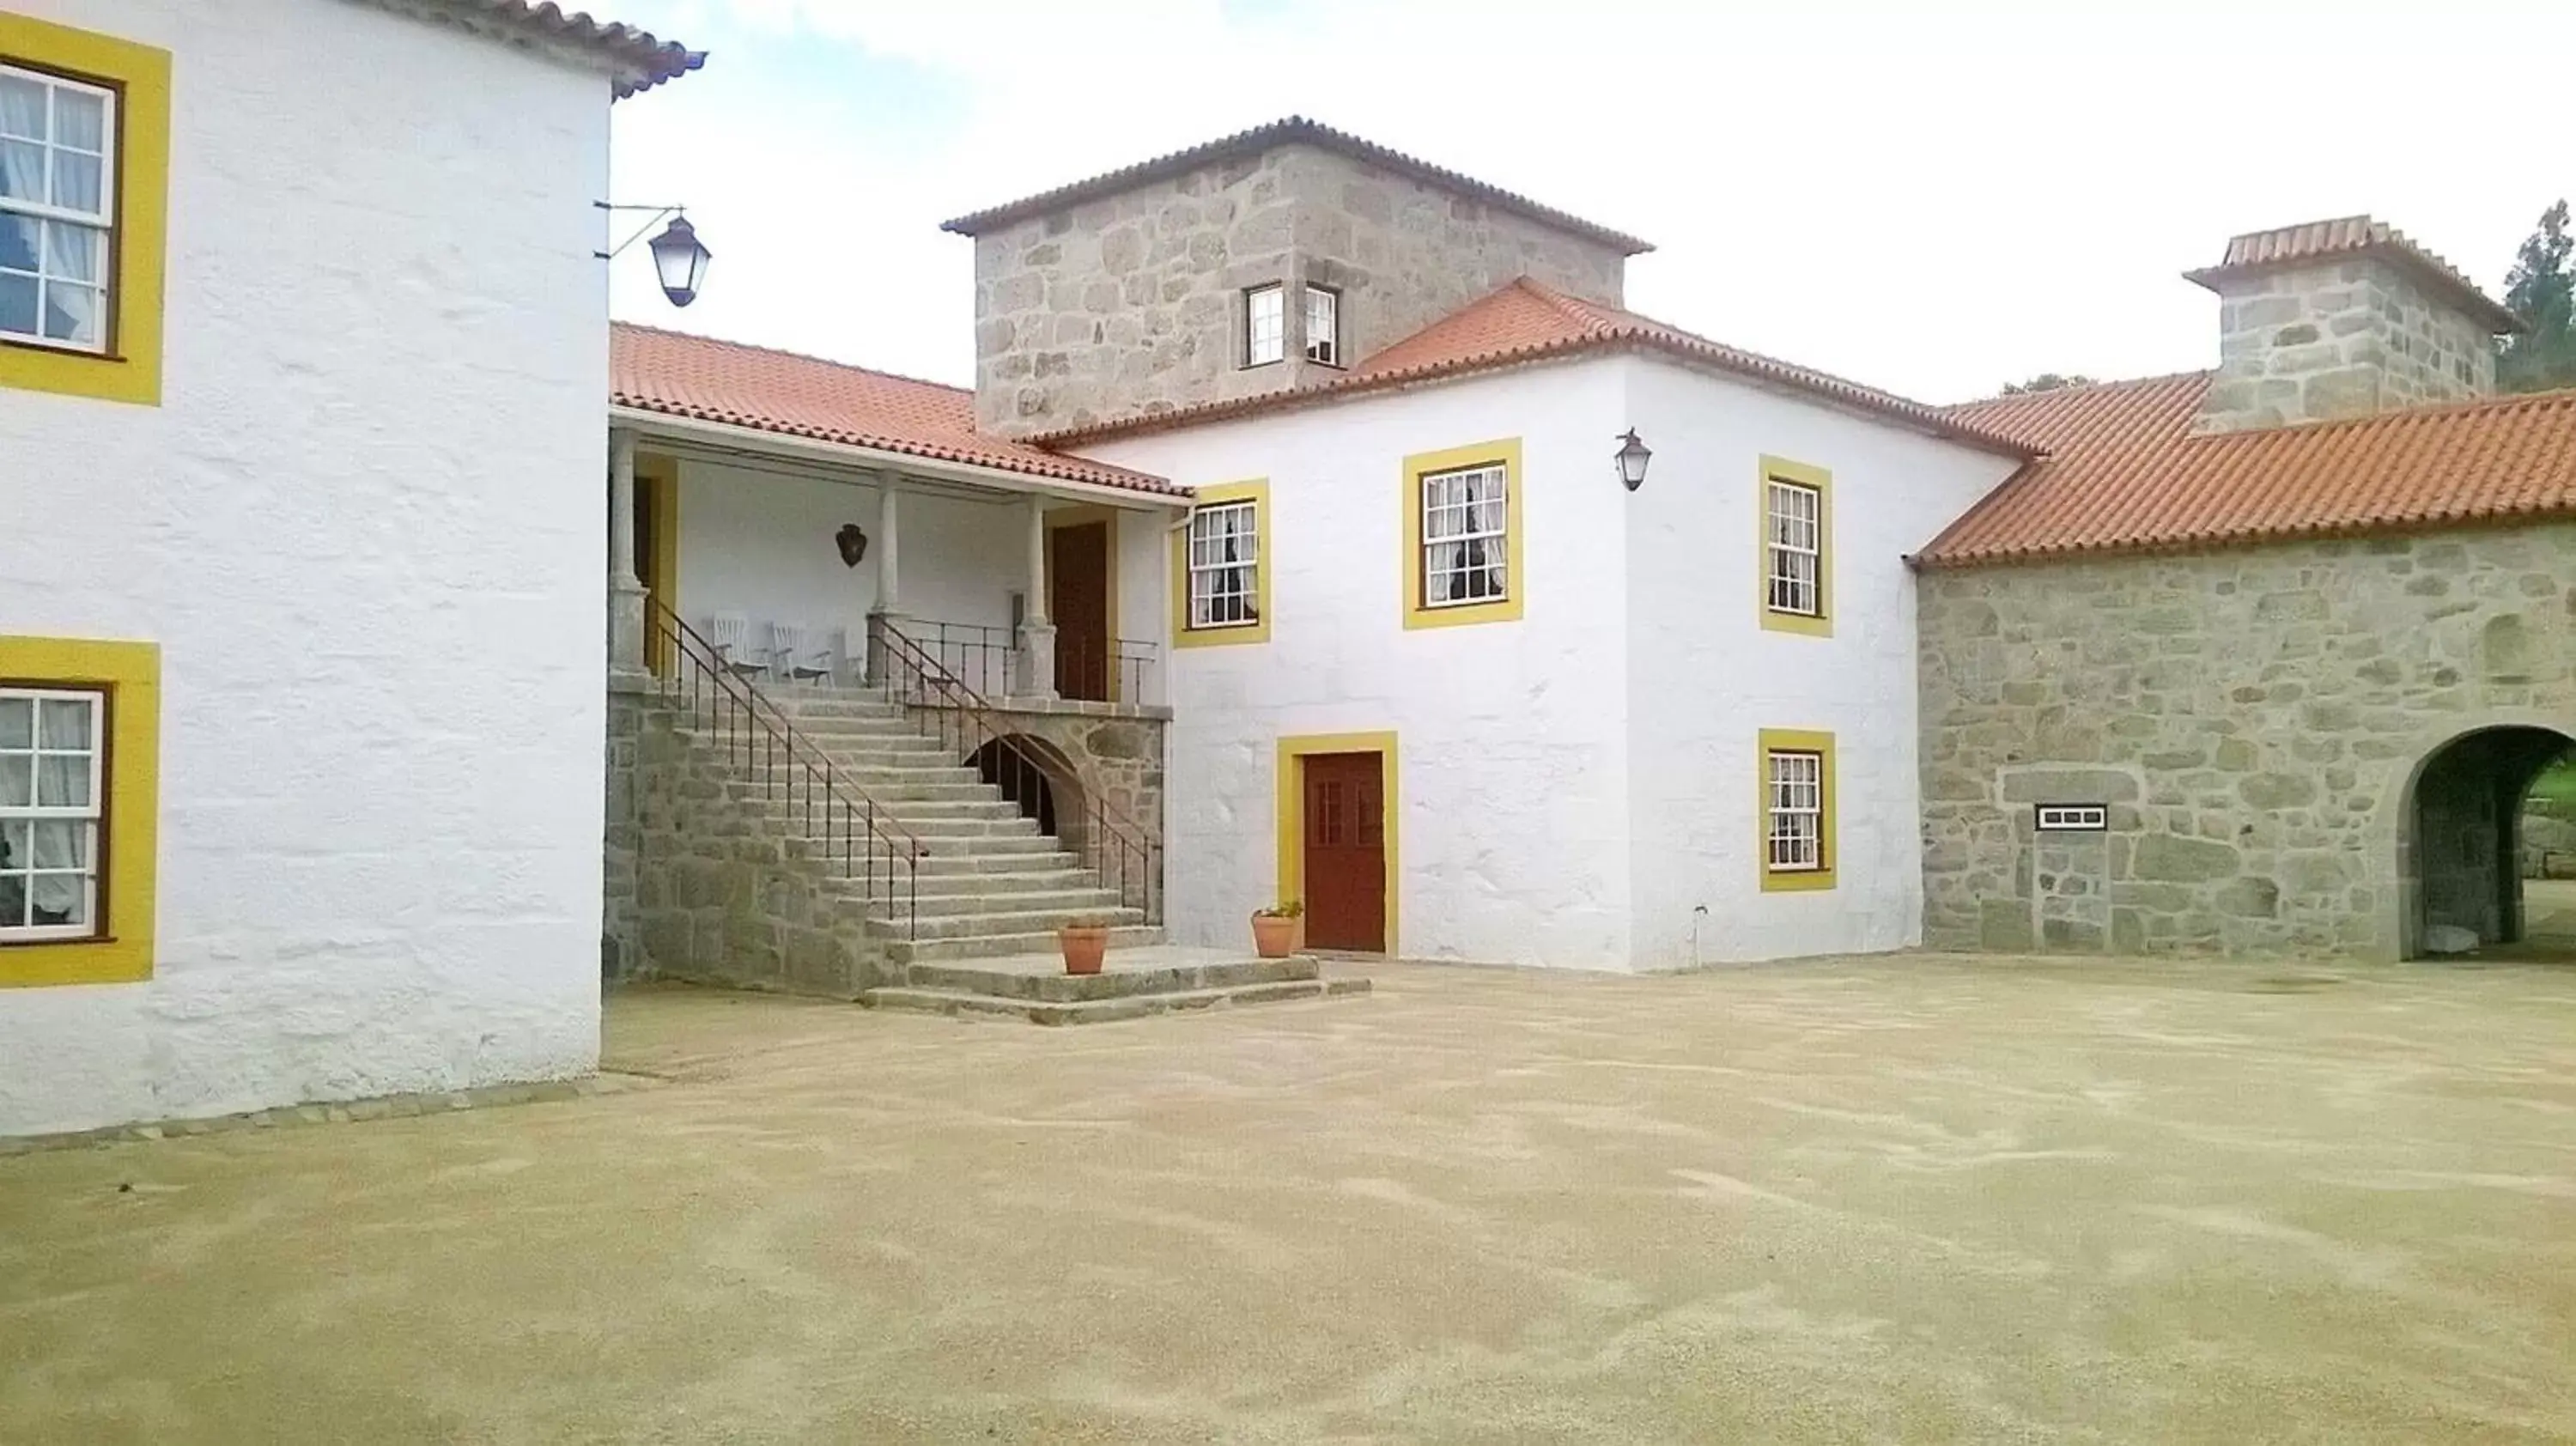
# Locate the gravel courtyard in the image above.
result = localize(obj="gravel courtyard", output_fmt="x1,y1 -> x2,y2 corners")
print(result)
4,957 -> 2573,1443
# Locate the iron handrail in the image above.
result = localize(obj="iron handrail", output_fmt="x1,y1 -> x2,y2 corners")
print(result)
871,616 -> 1163,924
646,598 -> 924,937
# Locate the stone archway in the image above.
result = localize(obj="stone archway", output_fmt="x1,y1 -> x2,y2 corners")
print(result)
966,732 -> 1088,854
2399,723 -> 2576,957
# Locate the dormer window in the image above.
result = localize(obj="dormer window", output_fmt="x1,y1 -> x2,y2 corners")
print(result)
1243,283 -> 1285,367
1303,284 -> 1340,367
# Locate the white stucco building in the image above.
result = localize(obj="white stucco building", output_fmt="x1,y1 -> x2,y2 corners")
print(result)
0,0 -> 696,1136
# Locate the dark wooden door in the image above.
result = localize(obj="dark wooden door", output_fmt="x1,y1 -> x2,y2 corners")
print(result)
1048,520 -> 1111,702
1303,752 -> 1385,951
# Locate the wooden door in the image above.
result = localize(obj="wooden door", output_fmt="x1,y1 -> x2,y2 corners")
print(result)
1048,520 -> 1112,701
1302,752 -> 1385,951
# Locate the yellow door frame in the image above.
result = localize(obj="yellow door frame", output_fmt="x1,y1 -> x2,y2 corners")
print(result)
1275,731 -> 1400,954
635,453 -> 680,675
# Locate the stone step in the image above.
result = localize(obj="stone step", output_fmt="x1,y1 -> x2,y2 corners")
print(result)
907,853 -> 1086,878
768,808 -> 1037,839
725,775 -> 993,805
884,924 -> 1164,965
862,975 -> 1369,1026
869,904 -> 1147,941
902,954 -> 1320,1002
869,886 -> 1127,920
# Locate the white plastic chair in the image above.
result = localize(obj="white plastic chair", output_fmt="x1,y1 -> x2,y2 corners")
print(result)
708,613 -> 769,680
778,623 -> 834,686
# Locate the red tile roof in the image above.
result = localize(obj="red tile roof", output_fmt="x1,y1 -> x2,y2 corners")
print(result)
610,325 -> 1184,497
939,117 -> 1653,256
412,1 -> 702,94
2184,215 -> 2522,335
1034,277 -> 2037,457
1916,374 -> 2576,567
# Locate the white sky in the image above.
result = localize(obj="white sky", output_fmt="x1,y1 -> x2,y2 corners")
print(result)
604,0 -> 2575,405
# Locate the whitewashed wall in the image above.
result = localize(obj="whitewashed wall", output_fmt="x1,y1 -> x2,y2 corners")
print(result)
1079,360 -> 1637,969
664,457 -> 1173,698
1620,356 -> 2020,966
0,0 -> 613,1135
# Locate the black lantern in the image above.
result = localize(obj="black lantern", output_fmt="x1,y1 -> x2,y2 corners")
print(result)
1613,429 -> 1653,491
835,523 -> 869,568
647,215 -> 713,308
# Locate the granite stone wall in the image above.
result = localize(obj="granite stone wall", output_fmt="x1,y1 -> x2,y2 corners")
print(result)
1918,525 -> 2576,959
920,699 -> 1166,884
969,140 -> 1629,437
2197,258 -> 2498,434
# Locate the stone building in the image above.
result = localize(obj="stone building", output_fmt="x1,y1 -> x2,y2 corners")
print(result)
1917,219 -> 2576,961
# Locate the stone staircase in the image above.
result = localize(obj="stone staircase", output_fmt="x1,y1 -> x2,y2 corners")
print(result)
744,687 -> 1161,966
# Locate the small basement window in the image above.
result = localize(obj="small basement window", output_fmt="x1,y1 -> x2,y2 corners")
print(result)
2034,805 -> 2108,832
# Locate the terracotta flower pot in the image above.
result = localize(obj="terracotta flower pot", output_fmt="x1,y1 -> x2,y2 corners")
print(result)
1059,925 -> 1109,975
1250,913 -> 1301,959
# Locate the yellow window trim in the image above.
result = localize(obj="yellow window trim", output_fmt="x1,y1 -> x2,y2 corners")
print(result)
1756,455 -> 1832,637
1757,727 -> 1837,894
1401,437 -> 1524,629
1275,731 -> 1399,955
0,635 -> 159,987
635,452 -> 681,677
1045,504 -> 1126,702
1170,479 -> 1271,648
0,15 -> 169,407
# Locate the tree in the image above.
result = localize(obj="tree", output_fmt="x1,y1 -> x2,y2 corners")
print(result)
2000,373 -> 2094,395
2499,200 -> 2576,393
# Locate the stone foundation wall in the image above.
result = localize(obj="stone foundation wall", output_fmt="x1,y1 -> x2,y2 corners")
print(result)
604,689 -> 893,996
2198,257 -> 2497,434
1918,524 -> 2576,959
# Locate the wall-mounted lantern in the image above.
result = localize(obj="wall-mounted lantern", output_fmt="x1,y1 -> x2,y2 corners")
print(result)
835,524 -> 869,568
1613,429 -> 1653,491
597,203 -> 714,308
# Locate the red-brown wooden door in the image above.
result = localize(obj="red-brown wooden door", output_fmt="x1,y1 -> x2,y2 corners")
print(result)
1048,520 -> 1112,701
1302,752 -> 1385,951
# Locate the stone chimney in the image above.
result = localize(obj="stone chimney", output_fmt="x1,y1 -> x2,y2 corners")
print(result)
2186,216 -> 2522,434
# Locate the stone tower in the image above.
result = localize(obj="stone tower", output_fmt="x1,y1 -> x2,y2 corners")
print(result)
942,118 -> 1652,440
2186,216 -> 2522,435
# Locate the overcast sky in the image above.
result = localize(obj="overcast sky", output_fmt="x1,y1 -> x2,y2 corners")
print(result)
603,0 -> 2573,406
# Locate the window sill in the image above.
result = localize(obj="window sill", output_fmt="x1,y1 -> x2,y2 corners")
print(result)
1760,607 -> 1832,638
0,933 -> 149,987
1176,620 -> 1271,648
1239,361 -> 1285,372
0,333 -> 154,405
1760,868 -> 1838,894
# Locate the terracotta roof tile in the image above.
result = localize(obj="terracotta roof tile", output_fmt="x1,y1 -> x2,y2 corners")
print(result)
1033,278 -> 2035,457
1916,374 -> 2576,566
939,117 -> 1652,255
610,325 -> 1183,497
408,1 -> 702,94
2184,215 -> 2522,334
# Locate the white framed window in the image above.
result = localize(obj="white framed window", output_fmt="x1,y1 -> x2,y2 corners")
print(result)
1422,462 -> 1509,608
0,687 -> 104,940
2035,804 -> 2109,832
1766,749 -> 1824,872
1186,499 -> 1260,629
1303,283 -> 1340,366
0,62 -> 116,354
1765,478 -> 1823,617
1244,283 -> 1285,367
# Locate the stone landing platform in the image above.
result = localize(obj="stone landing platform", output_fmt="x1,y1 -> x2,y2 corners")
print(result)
861,945 -> 1370,1025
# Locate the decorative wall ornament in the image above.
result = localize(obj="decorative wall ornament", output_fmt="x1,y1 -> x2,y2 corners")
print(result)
835,524 -> 869,568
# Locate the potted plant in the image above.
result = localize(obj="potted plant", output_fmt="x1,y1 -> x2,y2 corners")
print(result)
1058,914 -> 1112,975
1250,900 -> 1304,959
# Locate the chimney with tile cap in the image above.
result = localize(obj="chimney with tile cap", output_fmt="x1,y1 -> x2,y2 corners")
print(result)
2187,216 -> 2521,434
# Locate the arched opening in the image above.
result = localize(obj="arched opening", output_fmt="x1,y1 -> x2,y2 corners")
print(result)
2402,724 -> 2576,959
965,733 -> 1084,849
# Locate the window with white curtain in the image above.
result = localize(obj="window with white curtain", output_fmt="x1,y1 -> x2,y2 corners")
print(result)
0,63 -> 115,353
1765,478 -> 1823,617
1186,500 -> 1261,628
1765,748 -> 1824,872
1243,283 -> 1285,367
1303,284 -> 1340,366
0,688 -> 104,939
1420,462 -> 1509,607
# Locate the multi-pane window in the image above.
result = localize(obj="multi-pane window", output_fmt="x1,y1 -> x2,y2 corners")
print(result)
1421,462 -> 1508,608
0,688 -> 103,939
1303,284 -> 1340,366
1766,477 -> 1823,617
1244,283 -> 1285,367
1185,499 -> 1261,629
1766,749 -> 1824,873
0,63 -> 115,352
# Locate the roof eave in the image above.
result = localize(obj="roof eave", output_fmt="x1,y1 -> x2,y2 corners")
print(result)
368,1 -> 703,97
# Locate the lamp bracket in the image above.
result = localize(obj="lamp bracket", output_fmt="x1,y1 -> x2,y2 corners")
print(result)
593,202 -> 690,261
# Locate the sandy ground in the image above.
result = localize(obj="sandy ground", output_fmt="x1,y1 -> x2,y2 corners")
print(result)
3,956 -> 2573,1444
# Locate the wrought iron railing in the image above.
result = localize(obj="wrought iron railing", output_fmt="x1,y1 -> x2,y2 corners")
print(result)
871,616 -> 1163,924
647,598 -> 922,938
898,618 -> 1160,705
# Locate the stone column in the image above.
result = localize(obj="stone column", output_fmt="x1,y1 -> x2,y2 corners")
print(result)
607,428 -> 647,677
865,475 -> 904,686
1016,495 -> 1057,700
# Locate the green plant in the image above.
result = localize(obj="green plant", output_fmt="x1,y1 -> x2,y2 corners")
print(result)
1254,899 -> 1304,919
